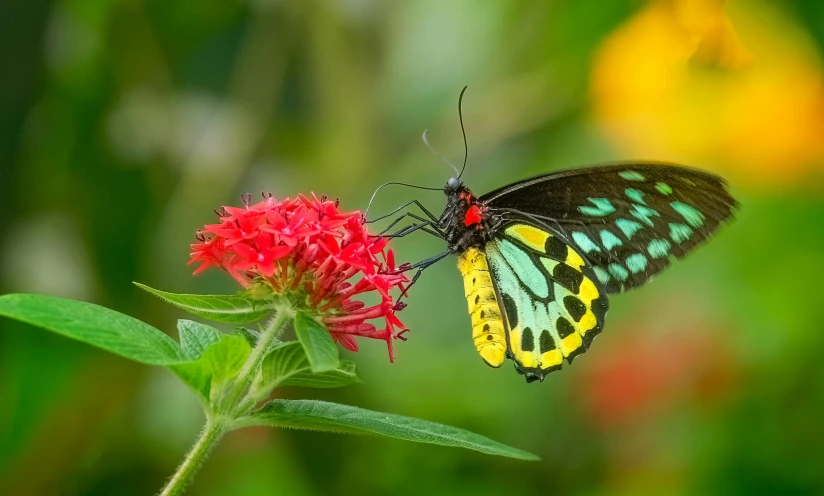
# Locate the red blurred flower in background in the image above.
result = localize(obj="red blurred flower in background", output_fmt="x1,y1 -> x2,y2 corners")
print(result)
189,193 -> 410,361
579,317 -> 737,430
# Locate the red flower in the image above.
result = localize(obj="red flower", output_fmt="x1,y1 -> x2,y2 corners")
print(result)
188,193 -> 410,361
578,319 -> 736,430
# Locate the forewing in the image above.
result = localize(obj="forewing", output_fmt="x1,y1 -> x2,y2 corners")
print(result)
485,223 -> 609,382
481,163 -> 737,293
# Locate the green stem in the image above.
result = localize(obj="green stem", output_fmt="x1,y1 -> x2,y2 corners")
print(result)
225,309 -> 291,412
159,307 -> 292,495
159,419 -> 226,496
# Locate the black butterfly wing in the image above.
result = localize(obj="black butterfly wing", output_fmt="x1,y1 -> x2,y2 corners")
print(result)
480,163 -> 737,293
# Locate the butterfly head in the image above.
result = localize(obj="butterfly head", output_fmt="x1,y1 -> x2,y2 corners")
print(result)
444,177 -> 462,194
439,180 -> 497,253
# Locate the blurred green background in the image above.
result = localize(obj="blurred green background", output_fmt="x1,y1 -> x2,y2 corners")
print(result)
2,0 -> 824,494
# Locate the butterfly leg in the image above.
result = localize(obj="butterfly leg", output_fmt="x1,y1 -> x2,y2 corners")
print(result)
368,199 -> 446,241
378,214 -> 445,239
391,251 -> 451,298
367,199 -> 441,225
377,212 -> 443,235
383,223 -> 444,240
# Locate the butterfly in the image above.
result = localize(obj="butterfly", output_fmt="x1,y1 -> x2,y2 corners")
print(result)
435,163 -> 737,382
374,91 -> 737,383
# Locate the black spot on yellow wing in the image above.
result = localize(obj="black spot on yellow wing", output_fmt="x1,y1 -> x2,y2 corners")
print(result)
553,263 -> 583,293
545,236 -> 568,260
521,328 -> 535,351
556,317 -> 575,339
502,293 -> 518,329
563,295 -> 587,322
539,330 -> 554,353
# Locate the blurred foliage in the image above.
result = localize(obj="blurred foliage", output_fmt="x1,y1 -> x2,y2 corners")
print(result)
1,0 -> 823,494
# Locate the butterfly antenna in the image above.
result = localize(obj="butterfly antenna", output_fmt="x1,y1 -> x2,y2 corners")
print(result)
422,129 -> 460,177
364,181 -> 441,220
457,85 -> 469,179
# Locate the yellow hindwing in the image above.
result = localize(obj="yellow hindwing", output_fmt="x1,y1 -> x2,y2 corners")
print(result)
487,223 -> 609,381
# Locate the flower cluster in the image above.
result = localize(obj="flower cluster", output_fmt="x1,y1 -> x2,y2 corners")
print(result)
189,193 -> 410,360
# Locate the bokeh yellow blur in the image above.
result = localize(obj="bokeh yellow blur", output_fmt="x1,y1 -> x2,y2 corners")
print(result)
592,0 -> 824,186
1,0 -> 823,494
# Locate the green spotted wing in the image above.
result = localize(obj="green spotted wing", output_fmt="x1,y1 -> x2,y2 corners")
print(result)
483,222 -> 609,382
481,163 -> 737,293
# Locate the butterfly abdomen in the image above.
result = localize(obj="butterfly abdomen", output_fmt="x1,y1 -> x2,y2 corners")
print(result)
457,248 -> 507,368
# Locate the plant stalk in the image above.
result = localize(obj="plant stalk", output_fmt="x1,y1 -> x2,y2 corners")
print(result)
159,308 -> 291,495
225,309 -> 290,412
159,419 -> 226,496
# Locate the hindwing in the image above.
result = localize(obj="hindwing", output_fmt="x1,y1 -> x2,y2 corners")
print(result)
460,222 -> 609,382
481,163 -> 737,293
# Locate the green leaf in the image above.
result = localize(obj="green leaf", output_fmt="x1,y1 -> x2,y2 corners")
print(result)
239,400 -> 540,461
283,360 -> 359,388
234,326 -> 261,348
170,334 -> 251,403
206,334 -> 251,385
178,320 -> 222,359
170,360 -> 212,401
135,283 -> 275,324
256,342 -> 360,396
294,312 -> 339,373
0,294 -> 183,365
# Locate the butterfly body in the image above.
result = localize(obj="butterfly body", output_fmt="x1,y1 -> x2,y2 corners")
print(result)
437,163 -> 737,382
440,184 -> 497,253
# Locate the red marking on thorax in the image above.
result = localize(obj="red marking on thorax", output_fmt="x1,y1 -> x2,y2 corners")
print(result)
465,205 -> 483,226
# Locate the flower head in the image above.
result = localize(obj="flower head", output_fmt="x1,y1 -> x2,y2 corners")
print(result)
189,193 -> 410,361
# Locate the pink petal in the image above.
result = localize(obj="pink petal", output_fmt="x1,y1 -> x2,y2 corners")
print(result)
258,261 -> 276,277
231,243 -> 258,259
335,333 -> 359,352
264,245 -> 293,261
